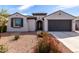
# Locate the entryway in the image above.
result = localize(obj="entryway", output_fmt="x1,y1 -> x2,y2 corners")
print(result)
36,20 -> 43,31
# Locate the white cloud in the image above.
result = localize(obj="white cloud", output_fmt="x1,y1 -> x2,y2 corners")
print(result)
17,0 -> 79,11
21,13 -> 28,15
1,0 -> 79,11
54,5 -> 79,11
19,5 -> 79,12
18,5 -> 32,11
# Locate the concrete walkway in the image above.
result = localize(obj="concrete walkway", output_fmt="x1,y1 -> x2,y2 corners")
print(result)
49,31 -> 79,53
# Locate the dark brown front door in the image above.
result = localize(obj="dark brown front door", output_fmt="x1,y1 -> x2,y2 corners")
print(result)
36,21 -> 43,31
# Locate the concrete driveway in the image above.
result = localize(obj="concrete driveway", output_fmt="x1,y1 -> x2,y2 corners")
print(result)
49,31 -> 79,53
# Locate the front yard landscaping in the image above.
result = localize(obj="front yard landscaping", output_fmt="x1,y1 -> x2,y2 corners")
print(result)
0,31 -> 73,53
36,31 -> 73,53
0,32 -> 37,53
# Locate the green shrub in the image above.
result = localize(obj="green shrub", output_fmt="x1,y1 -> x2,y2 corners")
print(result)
36,31 -> 51,53
13,35 -> 20,41
36,39 -> 50,53
0,45 -> 8,53
0,26 -> 7,33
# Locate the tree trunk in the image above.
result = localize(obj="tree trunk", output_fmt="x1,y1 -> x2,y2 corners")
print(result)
1,26 -> 4,33
0,27 -> 2,39
0,33 -> 1,39
0,26 -> 4,39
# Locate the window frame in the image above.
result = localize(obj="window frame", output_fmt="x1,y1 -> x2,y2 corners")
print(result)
11,18 -> 23,28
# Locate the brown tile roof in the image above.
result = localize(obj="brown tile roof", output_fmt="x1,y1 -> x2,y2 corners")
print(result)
32,13 -> 47,15
27,16 -> 37,20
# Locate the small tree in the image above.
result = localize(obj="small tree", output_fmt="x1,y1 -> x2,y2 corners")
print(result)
0,9 -> 9,39
0,16 -> 8,32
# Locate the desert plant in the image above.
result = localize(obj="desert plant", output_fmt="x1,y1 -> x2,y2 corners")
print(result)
0,9 -> 9,33
0,9 -> 9,38
38,41 -> 50,53
0,45 -> 8,53
36,38 -> 50,53
37,31 -> 43,37
37,31 -> 48,37
36,32 -> 51,53
13,35 -> 20,41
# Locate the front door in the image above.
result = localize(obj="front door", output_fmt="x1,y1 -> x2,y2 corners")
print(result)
36,21 -> 43,31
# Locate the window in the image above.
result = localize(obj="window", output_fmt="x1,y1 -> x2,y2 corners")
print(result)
11,18 -> 23,28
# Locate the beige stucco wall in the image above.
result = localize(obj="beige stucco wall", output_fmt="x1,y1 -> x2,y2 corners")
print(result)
34,15 -> 45,20
44,18 -> 48,31
7,13 -> 28,32
44,11 -> 76,31
27,19 -> 36,31
72,20 -> 75,31
33,15 -> 45,20
33,15 -> 46,31
45,11 -> 75,19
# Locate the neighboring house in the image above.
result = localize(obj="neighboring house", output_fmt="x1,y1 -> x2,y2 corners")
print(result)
75,16 -> 79,30
7,10 -> 76,32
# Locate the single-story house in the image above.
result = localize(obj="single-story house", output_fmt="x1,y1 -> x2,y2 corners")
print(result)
7,10 -> 77,32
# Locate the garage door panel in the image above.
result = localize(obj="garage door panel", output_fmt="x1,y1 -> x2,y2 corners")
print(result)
49,27 -> 70,31
48,20 -> 72,31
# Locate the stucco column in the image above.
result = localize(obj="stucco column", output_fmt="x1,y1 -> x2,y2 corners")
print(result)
44,18 -> 48,31
72,19 -> 75,31
24,18 -> 29,31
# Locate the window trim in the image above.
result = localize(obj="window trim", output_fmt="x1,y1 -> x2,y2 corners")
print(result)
11,18 -> 23,28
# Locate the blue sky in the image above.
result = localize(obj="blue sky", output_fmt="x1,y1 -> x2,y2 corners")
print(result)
0,5 -> 79,16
